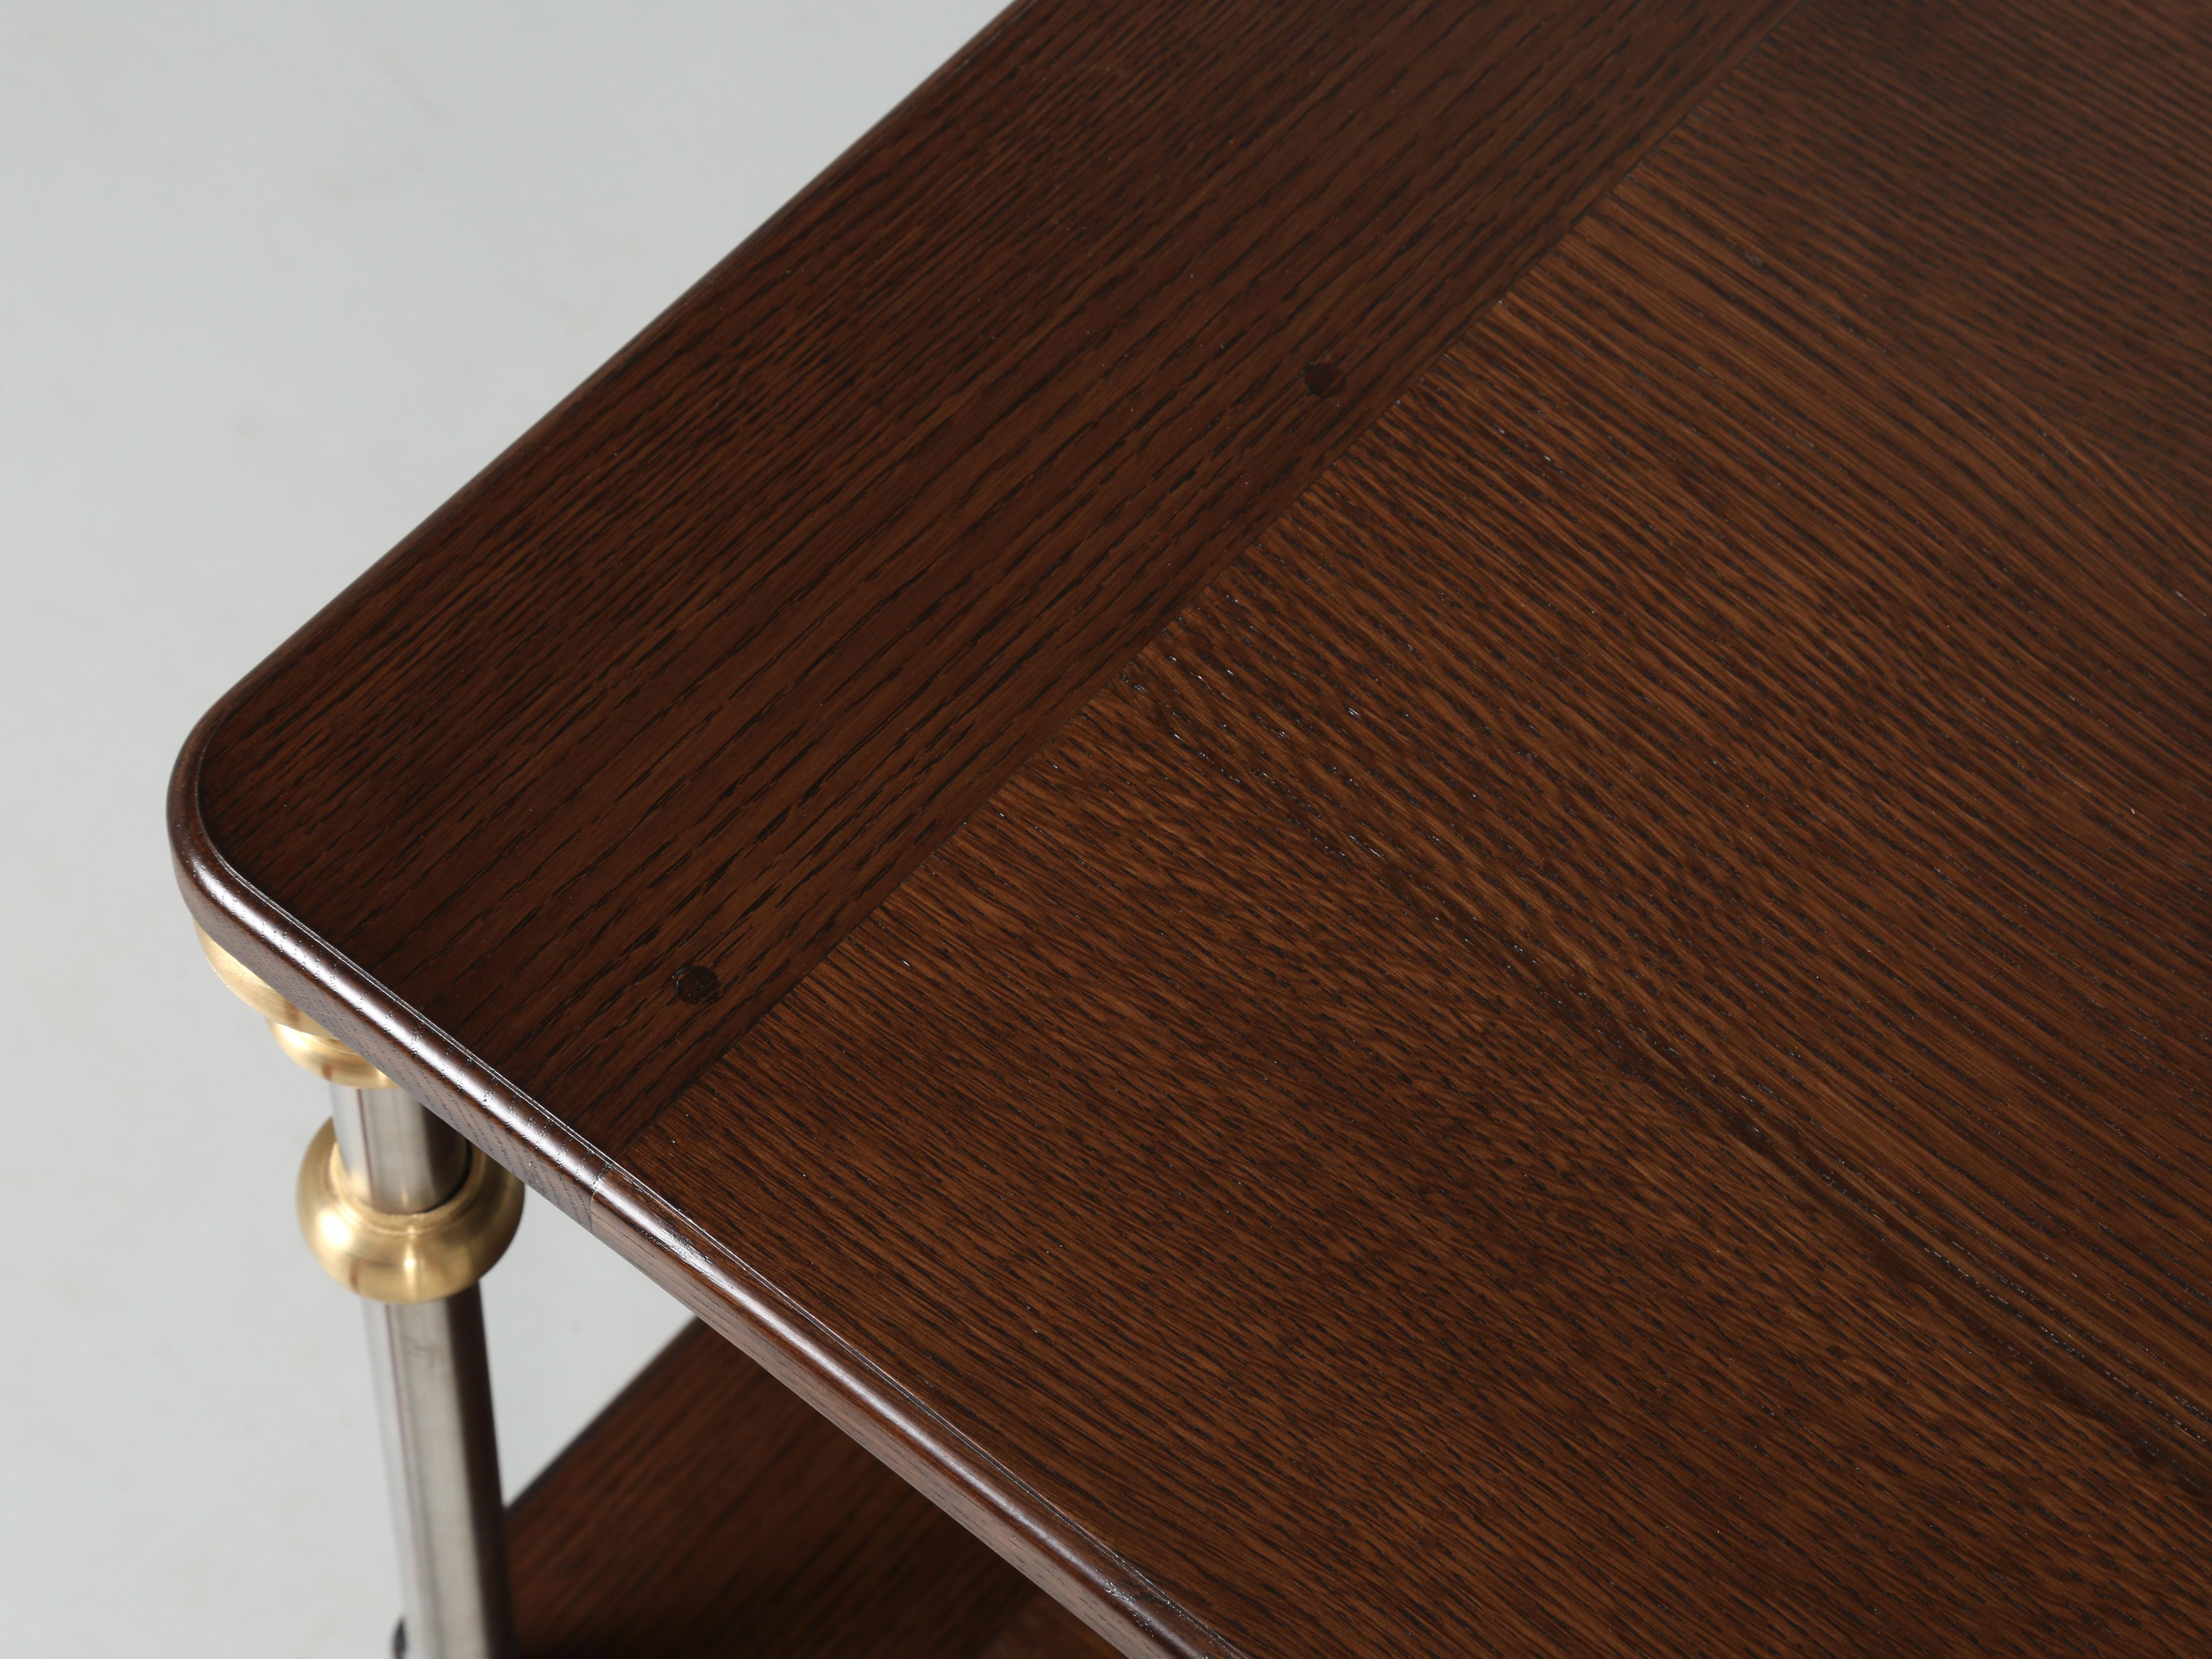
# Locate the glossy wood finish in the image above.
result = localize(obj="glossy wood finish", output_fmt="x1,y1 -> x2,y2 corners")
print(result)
509,1321 -> 1112,1659
172,0 -> 1789,1212
591,0 -> 2212,1651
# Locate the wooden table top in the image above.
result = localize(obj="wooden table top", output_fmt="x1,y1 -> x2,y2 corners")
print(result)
174,0 -> 2212,1653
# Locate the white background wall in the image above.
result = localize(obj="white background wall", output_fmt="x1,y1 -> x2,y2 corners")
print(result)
0,4 -> 1003,1653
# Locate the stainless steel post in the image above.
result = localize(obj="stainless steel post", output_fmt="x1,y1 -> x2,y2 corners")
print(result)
195,927 -> 521,1659
334,1084 -> 514,1659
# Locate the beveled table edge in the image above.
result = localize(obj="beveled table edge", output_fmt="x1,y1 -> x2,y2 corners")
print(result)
172,707 -> 613,1222
174,696 -> 1239,1656
590,1166 -> 1242,1659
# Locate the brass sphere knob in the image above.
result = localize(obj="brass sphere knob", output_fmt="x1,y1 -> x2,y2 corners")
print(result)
296,1122 -> 524,1304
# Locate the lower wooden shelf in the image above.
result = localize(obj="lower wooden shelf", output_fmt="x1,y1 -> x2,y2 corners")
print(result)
507,1322 -> 1113,1659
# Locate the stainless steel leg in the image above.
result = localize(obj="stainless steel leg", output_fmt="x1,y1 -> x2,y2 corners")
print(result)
368,1290 -> 512,1659
339,1085 -> 515,1659
196,928 -> 522,1659
331,1081 -> 471,1214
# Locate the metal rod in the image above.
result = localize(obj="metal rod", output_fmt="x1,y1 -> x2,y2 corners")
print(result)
331,1081 -> 471,1213
336,1083 -> 515,1659
194,931 -> 520,1656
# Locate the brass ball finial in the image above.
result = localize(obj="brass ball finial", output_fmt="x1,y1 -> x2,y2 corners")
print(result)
296,1122 -> 524,1303
193,924 -> 525,1298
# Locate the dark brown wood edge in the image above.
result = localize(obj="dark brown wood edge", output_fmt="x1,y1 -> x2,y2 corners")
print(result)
170,739 -> 607,1219
161,1 -> 1063,1220
589,1168 -> 1236,1659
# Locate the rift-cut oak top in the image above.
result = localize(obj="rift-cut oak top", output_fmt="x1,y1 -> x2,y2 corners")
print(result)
173,0 -> 1785,1209
175,0 -> 2212,1653
611,0 -> 2211,1653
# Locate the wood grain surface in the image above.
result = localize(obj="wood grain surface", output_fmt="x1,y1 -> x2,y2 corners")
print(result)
595,0 -> 2212,1651
171,0 -> 1789,1212
508,1320 -> 1112,1659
